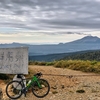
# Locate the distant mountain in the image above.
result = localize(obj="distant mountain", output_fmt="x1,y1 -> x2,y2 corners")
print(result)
0,36 -> 100,56
68,36 -> 100,43
29,53 -> 69,62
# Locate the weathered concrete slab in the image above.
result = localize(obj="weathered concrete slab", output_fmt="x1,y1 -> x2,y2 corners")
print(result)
0,47 -> 28,74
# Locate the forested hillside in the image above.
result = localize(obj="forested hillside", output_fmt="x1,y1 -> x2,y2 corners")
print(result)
29,50 -> 100,61
62,50 -> 100,61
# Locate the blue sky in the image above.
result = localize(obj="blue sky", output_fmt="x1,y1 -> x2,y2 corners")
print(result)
0,0 -> 100,44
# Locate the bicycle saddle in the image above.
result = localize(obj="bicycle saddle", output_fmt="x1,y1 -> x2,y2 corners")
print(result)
17,73 -> 24,78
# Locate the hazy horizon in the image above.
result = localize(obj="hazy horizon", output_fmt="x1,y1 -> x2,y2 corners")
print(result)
0,35 -> 99,45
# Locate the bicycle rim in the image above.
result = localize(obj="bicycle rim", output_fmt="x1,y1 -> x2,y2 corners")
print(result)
32,79 -> 50,98
6,80 -> 22,99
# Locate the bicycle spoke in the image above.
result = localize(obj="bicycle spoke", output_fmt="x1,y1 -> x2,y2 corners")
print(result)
32,79 -> 50,98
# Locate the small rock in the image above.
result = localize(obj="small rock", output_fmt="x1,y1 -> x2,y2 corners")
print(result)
61,85 -> 65,89
52,85 -> 57,89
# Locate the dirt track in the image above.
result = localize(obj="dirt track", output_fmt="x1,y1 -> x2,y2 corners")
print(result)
1,65 -> 100,100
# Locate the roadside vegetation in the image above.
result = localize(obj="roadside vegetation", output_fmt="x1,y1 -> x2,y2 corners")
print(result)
29,61 -> 54,66
29,60 -> 100,74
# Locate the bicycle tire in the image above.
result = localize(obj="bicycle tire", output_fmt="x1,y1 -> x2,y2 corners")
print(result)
32,79 -> 50,98
6,80 -> 23,99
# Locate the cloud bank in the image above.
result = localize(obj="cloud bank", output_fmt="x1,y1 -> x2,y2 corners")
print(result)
0,0 -> 100,44
0,0 -> 100,32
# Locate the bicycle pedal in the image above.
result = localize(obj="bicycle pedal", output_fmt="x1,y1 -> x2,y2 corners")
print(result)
22,88 -> 27,93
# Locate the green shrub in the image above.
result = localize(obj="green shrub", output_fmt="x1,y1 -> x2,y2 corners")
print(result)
29,61 -> 55,66
54,60 -> 100,73
37,62 -> 46,65
29,61 -> 39,65
46,62 -> 54,66
28,60 -> 100,74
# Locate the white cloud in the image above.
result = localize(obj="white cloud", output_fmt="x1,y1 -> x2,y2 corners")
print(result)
95,0 -> 100,2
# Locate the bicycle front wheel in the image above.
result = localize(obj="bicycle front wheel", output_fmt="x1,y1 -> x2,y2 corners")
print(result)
6,80 -> 23,99
32,79 -> 50,98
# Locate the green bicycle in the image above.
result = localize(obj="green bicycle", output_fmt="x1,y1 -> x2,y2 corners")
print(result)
6,72 -> 50,99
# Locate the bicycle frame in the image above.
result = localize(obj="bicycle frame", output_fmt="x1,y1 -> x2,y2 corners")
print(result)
17,73 -> 42,97
26,75 -> 42,90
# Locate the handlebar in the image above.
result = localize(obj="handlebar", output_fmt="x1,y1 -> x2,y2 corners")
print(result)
34,72 -> 42,77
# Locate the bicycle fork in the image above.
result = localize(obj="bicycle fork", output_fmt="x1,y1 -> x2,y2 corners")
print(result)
21,87 -> 27,97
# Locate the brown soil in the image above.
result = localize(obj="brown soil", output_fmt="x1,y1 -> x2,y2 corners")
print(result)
1,65 -> 100,100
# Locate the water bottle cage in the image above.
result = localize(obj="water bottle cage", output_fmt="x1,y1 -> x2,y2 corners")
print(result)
27,80 -> 31,86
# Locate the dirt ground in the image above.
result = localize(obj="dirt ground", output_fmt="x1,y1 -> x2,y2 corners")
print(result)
1,65 -> 100,100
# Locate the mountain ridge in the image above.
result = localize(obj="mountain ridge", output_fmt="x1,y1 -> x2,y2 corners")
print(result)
64,36 -> 100,44
0,36 -> 100,55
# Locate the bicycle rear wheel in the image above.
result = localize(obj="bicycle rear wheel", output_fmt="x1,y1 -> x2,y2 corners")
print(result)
32,79 -> 50,98
6,80 -> 23,99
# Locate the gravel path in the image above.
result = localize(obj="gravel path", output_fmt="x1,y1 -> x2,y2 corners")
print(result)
2,65 -> 100,100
